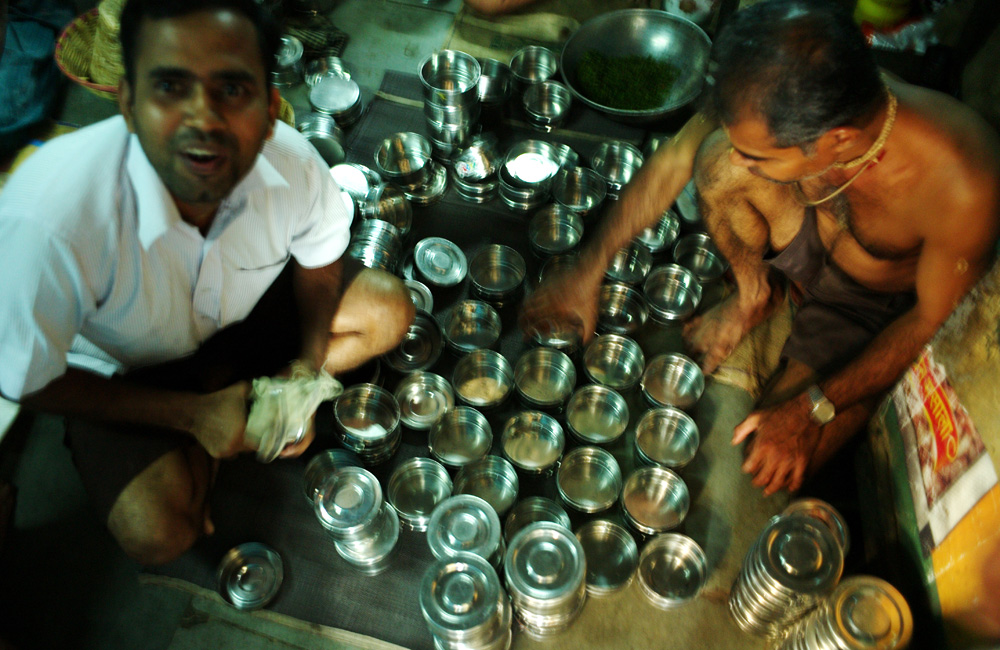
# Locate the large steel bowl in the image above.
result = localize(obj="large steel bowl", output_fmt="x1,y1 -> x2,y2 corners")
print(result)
560,9 -> 711,123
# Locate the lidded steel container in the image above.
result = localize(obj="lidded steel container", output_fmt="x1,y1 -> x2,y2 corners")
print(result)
303,448 -> 362,504
420,552 -> 512,650
428,494 -> 505,568
729,513 -> 845,637
333,383 -> 402,465
382,311 -> 444,374
504,521 -> 587,637
314,466 -> 399,573
216,542 -> 284,610
782,498 -> 851,556
503,496 -> 571,544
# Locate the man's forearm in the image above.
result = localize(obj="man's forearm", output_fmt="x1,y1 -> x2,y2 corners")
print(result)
292,259 -> 343,372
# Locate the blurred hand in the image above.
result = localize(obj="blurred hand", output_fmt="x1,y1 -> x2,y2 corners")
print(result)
682,294 -> 753,374
279,414 -> 316,459
732,395 -> 821,496
520,267 -> 602,346
191,381 -> 253,458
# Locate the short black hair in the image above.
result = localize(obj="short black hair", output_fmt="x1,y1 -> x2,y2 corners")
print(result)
119,0 -> 281,88
709,0 -> 885,149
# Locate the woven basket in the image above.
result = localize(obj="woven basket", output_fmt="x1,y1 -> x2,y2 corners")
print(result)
278,96 -> 295,127
55,8 -> 118,101
90,0 -> 125,87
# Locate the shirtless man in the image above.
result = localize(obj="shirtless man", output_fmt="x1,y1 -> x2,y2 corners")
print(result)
521,0 -> 999,496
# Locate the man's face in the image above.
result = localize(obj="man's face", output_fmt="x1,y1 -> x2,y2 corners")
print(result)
119,9 -> 279,222
723,112 -> 833,184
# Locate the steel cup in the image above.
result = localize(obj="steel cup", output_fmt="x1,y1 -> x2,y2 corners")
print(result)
634,407 -> 700,469
374,132 -> 433,190
509,46 -> 558,94
641,353 -> 704,410
582,334 -> 645,392
565,384 -> 630,445
504,496 -> 571,544
556,446 -> 622,513
672,232 -> 728,284
643,263 -> 703,323
621,466 -> 690,534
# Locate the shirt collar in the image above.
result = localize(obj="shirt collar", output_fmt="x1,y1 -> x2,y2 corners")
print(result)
126,135 -> 290,250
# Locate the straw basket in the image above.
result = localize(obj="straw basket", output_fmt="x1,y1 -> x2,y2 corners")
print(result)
90,0 -> 126,87
55,8 -> 119,101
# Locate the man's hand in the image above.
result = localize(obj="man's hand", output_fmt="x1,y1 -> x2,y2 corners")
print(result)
190,381 -> 253,458
732,394 -> 821,496
519,266 -> 602,346
278,414 -> 316,459
683,293 -> 753,374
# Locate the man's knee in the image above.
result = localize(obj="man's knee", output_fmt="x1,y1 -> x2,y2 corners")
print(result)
345,268 -> 415,345
108,498 -> 201,565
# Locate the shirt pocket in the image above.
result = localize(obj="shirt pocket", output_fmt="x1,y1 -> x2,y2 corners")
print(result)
219,255 -> 290,327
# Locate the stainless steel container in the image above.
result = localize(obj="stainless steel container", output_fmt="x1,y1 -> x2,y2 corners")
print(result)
453,455 -> 520,518
374,132 -> 434,190
309,75 -> 364,128
634,407 -> 700,469
429,407 -> 493,469
404,160 -> 450,207
271,35 -> 304,87
582,334 -> 645,392
528,204 -> 583,257
641,353 -> 704,410
643,263 -> 702,323
476,58 -> 511,106
503,496 -> 570,544
295,111 -> 345,166
522,80 -> 572,132
509,46 -> 558,95
334,499 -> 399,574
565,384 -> 630,445
782,498 -> 850,556
576,520 -> 638,596
605,243 -> 652,285
550,166 -> 606,223
414,237 -> 468,288
673,232 -> 728,283
452,349 -> 514,409
420,552 -> 511,650
442,300 -> 502,354
217,542 -> 284,610
404,280 -> 434,314
590,141 -> 644,199
428,494 -> 504,567
621,466 -> 690,535
637,533 -> 707,608
387,457 -> 453,532
468,244 -> 526,306
556,446 -> 622,513
419,50 -> 482,107
513,347 -> 576,409
303,448 -> 362,504
500,411 -> 565,475
382,310 -> 444,374
333,384 -> 402,465
597,282 -> 649,336
304,55 -> 350,87
394,372 -> 454,431
635,209 -> 681,254
314,466 -> 384,542
360,183 -> 413,237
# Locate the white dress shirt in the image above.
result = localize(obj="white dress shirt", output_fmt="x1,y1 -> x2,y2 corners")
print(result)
0,116 -> 352,400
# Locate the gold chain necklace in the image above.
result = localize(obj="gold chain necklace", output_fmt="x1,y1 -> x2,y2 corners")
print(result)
791,90 -> 897,207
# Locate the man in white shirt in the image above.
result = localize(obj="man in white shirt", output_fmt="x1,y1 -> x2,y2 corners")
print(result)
0,0 -> 414,564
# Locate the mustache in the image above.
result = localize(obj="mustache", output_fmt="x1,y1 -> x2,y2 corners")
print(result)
173,128 -> 237,149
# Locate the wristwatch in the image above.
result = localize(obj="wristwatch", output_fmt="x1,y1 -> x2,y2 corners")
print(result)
807,385 -> 836,425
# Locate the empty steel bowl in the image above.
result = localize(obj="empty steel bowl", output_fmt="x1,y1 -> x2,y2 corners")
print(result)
503,139 -> 562,187
582,334 -> 645,392
641,353 -> 704,410
303,448 -> 362,504
621,466 -> 690,534
514,347 -> 577,408
453,455 -> 520,518
556,446 -> 622,513
576,520 -> 638,596
529,204 -> 583,257
637,533 -> 707,608
643,263 -> 702,322
429,407 -> 493,468
565,385 -> 630,445
452,349 -> 514,409
597,282 -> 649,336
606,243 -> 653,285
374,132 -> 434,190
443,300 -> 502,354
590,141 -> 644,197
468,244 -> 527,305
635,209 -> 681,254
672,232 -> 728,283
414,237 -> 468,288
419,49 -> 481,107
394,372 -> 455,431
551,166 -> 607,222
522,81 -> 573,132
501,411 -> 565,474
477,57 -> 512,105
387,457 -> 453,531
382,310 -> 444,374
634,407 -> 700,469
504,497 -> 571,544
333,383 -> 402,465
509,45 -> 558,93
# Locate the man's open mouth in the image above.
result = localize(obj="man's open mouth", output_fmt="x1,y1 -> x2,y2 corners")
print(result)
181,147 -> 226,174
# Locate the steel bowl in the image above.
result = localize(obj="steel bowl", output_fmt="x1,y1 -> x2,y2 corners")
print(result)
504,497 -> 571,544
641,353 -> 704,410
429,407 -> 493,468
477,57 -> 512,105
635,209 -> 681,255
503,140 -> 562,187
605,243 -> 652,285
468,244 -> 527,305
522,80 -> 573,132
621,466 -> 690,534
393,372 -> 455,431
576,520 -> 638,596
302,448 -> 362,504
374,132 -> 433,190
509,45 -> 558,93
529,204 -> 584,257
597,282 -> 649,336
452,349 -> 514,409
643,263 -> 702,322
382,310 -> 443,374
560,9 -> 711,122
672,232 -> 729,283
637,533 -> 707,608
634,407 -> 700,469
501,411 -> 565,474
419,49 -> 481,107
590,141 -> 644,197
514,347 -> 577,409
565,385 -> 630,445
582,334 -> 645,392
333,384 -> 402,465
556,446 -> 622,513
443,300 -> 502,354
387,457 -> 453,531
550,166 -> 607,222
453,455 -> 520,518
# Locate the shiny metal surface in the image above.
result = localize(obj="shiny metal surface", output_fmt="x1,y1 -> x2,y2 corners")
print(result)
468,244 -> 526,304
513,347 -> 577,408
429,407 -> 493,468
637,533 -> 707,608
565,385 -> 630,445
453,455 -> 520,518
605,243 -> 652,285
528,204 -> 583,257
374,132 -> 433,189
304,55 -> 350,87
559,9 -> 711,122
419,50 -> 481,106
361,184 -> 412,237
427,495 -> 503,564
333,384 -> 402,464
331,162 -> 381,203
414,237 -> 468,287
504,497 -> 571,544
420,552 -> 504,645
641,353 -> 704,410
404,280 -> 434,313
634,407 -> 700,469
635,209 -> 681,254
522,81 -> 572,132
334,501 -> 399,573
272,35 -> 304,87
393,372 -> 455,431
296,112 -> 345,166
387,457 -> 453,531
217,542 -> 284,610
477,58 -> 512,105
556,446 -> 622,513
303,448 -> 362,504
782,498 -> 851,556
314,466 -> 383,540
443,300 -> 502,354
509,46 -> 558,92
643,263 -> 702,322
597,282 -> 649,336
382,311 -> 444,374
673,233 -> 728,283
590,141 -> 644,196
452,134 -> 501,182
551,167 -> 606,221
582,334 -> 645,392
404,160 -> 450,206
452,349 -> 514,409
621,466 -> 690,534
309,76 -> 363,126
576,520 -> 638,595
500,411 -> 565,474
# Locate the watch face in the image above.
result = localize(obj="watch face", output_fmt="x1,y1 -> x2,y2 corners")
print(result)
814,401 -> 835,424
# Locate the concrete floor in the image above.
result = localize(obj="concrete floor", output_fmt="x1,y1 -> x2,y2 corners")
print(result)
0,2 -> 837,649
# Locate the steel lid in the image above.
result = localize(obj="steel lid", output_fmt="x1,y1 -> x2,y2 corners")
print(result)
217,542 -> 284,610
427,494 -> 502,562
505,522 -> 586,601
420,552 -> 502,638
310,76 -> 361,114
314,466 -> 383,534
275,35 -> 303,68
404,280 -> 434,313
831,576 -> 912,649
783,497 -> 851,556
394,372 -> 455,430
761,514 -> 844,593
382,311 -> 444,374
414,237 -> 468,287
